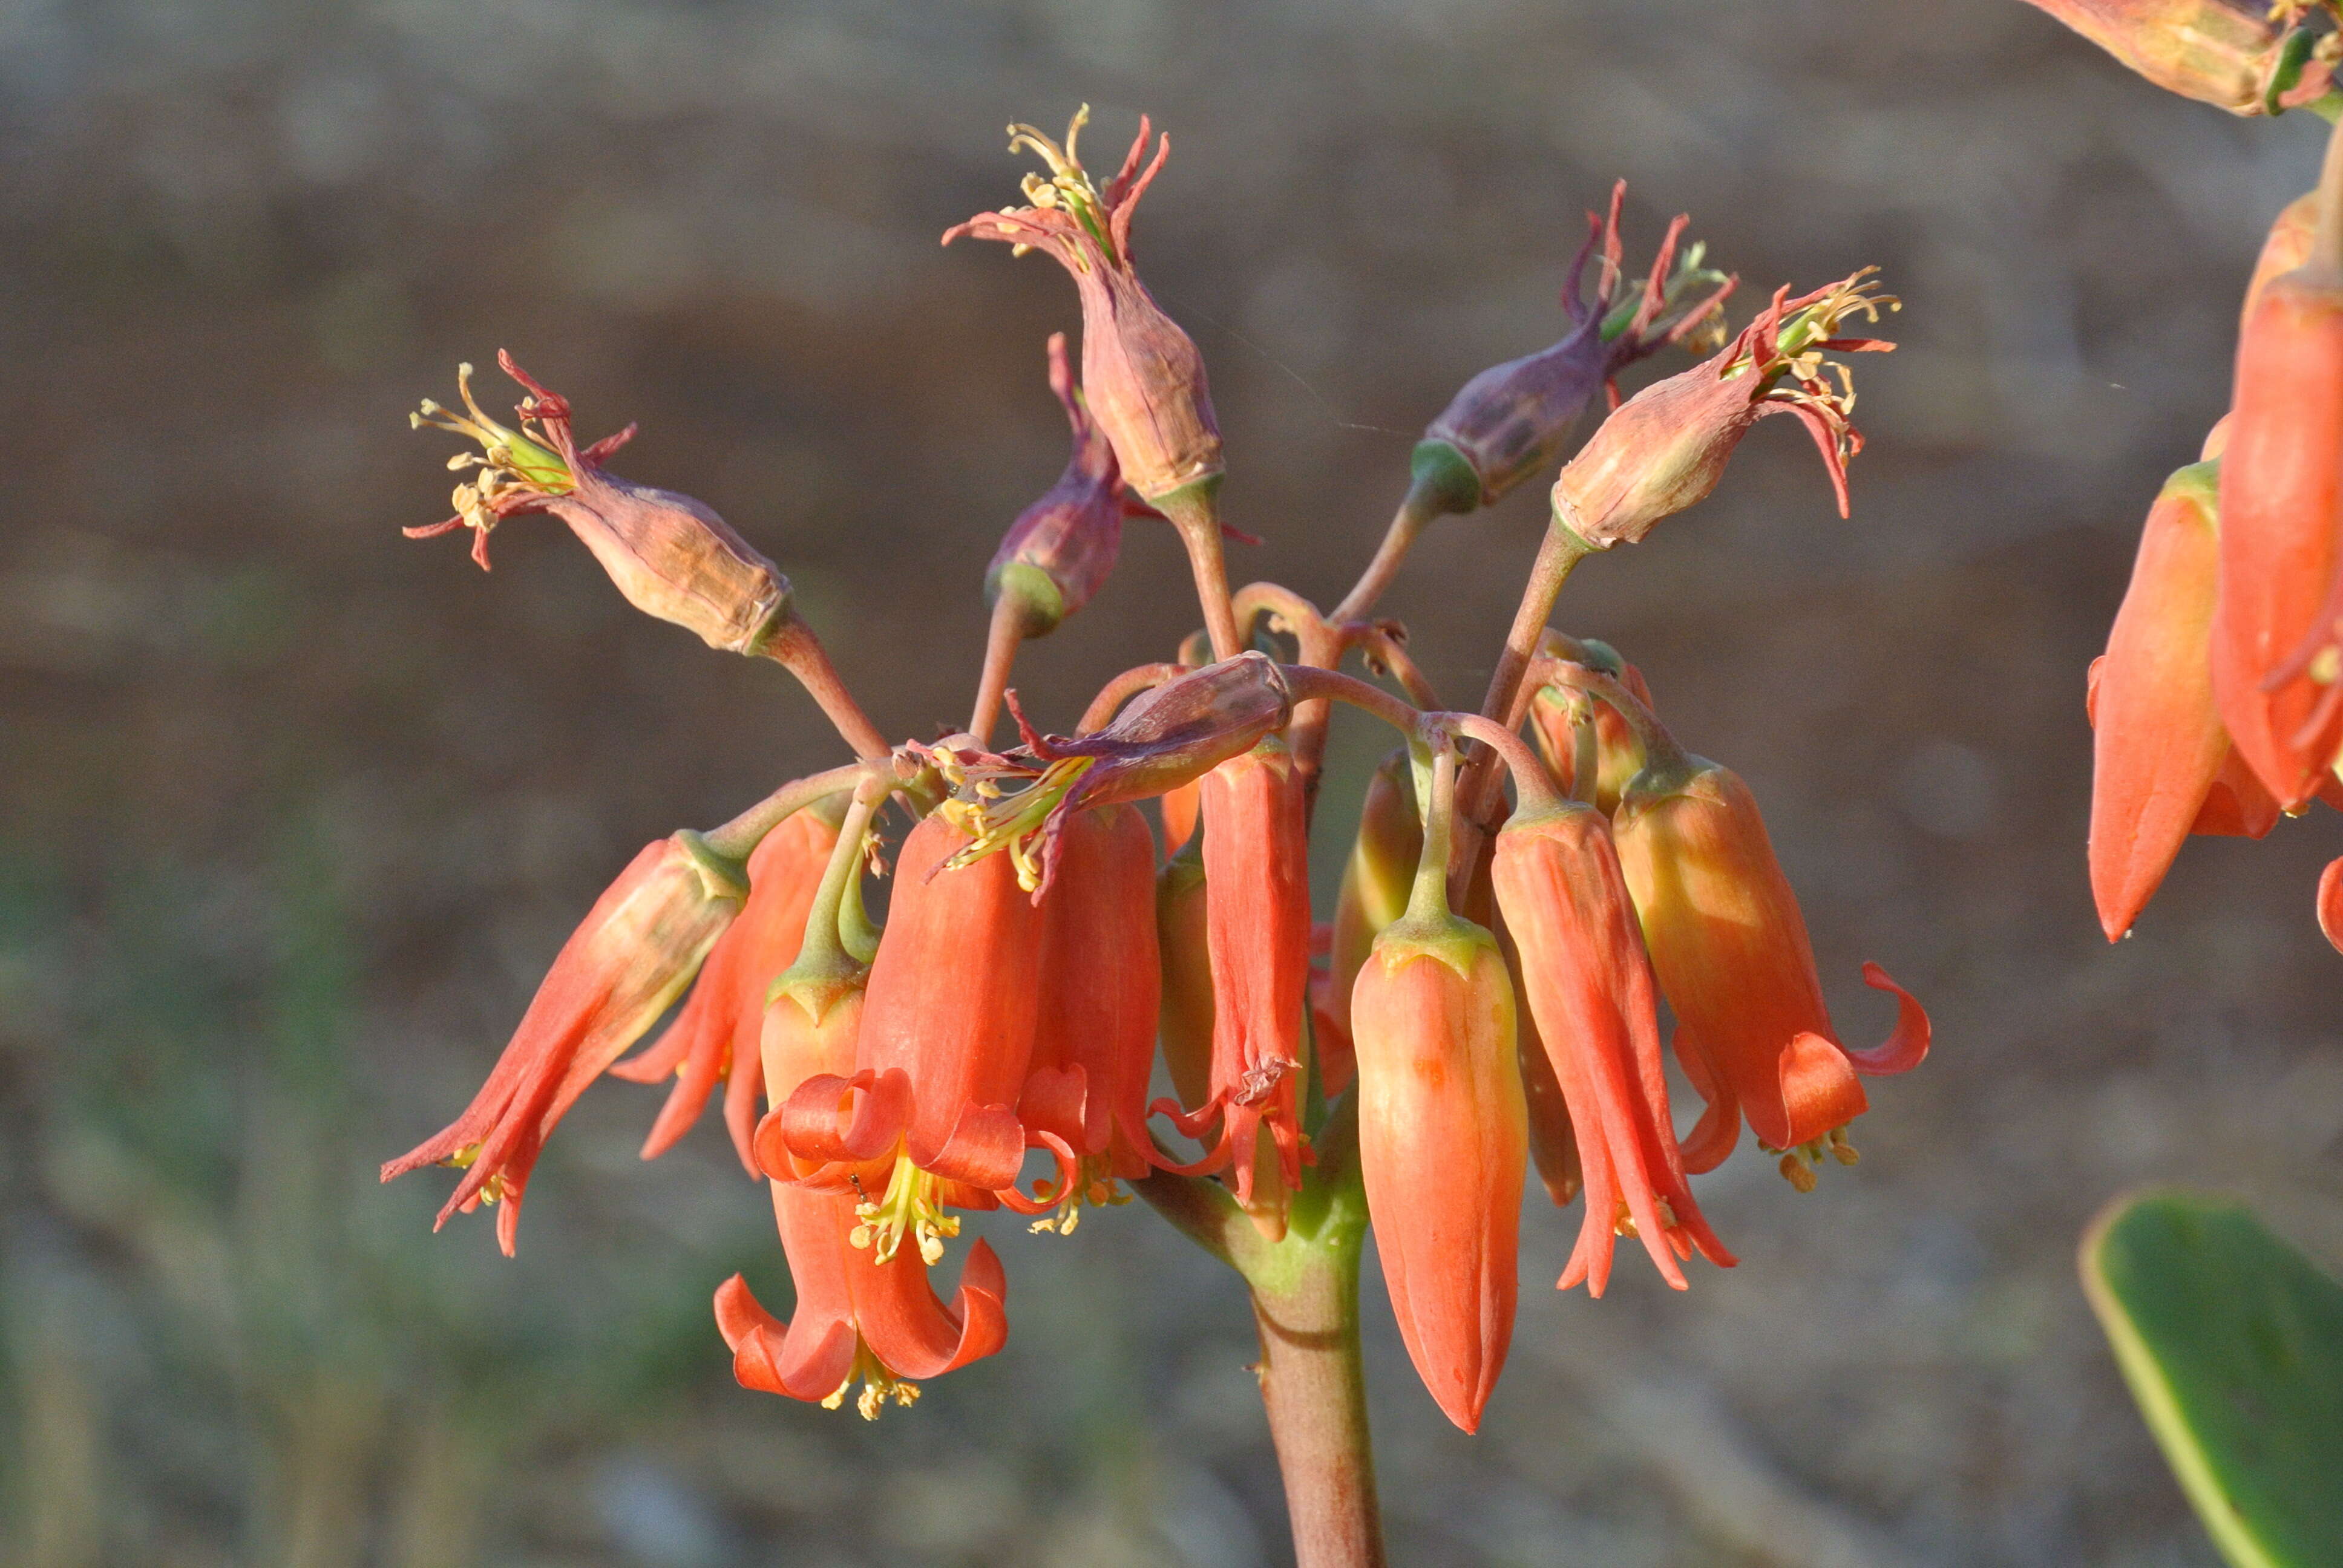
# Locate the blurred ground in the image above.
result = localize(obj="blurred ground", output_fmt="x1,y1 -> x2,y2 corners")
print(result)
4,1 -> 2342,1564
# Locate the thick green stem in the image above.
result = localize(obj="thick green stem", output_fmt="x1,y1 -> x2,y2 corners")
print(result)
1249,1238 -> 1386,1568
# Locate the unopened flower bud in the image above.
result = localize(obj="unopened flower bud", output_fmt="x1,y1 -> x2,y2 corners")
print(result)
946,106 -> 1223,503
1420,183 -> 1732,512
986,333 -> 1138,638
409,352 -> 792,654
1552,273 -> 1895,549
2016,0 -> 2334,116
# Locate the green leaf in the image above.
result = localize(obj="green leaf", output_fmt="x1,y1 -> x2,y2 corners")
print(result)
2080,1190 -> 2343,1568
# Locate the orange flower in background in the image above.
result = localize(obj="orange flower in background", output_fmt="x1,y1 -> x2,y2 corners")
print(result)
1018,804 -> 1164,1231
1528,652 -> 1654,815
1317,749 -> 1423,1099
2244,191 -> 2318,330
1492,802 -> 1732,1295
1350,888 -> 1527,1433
382,832 -> 747,1254
2214,147 -> 2343,809
2086,459 -> 2282,941
611,803 -> 842,1171
775,814 -> 1069,1264
1611,753 -> 1928,1186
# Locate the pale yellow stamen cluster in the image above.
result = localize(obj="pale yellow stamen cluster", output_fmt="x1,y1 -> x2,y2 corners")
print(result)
939,756 -> 1096,892
1771,1126 -> 1861,1193
851,1152 -> 959,1267
1000,104 -> 1117,270
1610,1196 -> 1681,1240
436,1142 -> 509,1204
409,362 -> 575,535
822,1345 -> 922,1421
1028,1153 -> 1132,1237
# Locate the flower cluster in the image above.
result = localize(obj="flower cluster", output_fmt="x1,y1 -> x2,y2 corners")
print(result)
388,108 -> 1924,1440
2069,38 -> 2343,950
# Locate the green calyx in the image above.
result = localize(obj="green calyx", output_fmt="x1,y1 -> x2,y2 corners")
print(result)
985,561 -> 1068,638
673,829 -> 750,903
1371,904 -> 1500,984
1407,439 -> 1486,518
2162,457 -> 2221,515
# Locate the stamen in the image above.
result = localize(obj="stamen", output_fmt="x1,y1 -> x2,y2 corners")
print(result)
1828,1126 -> 1861,1166
851,1152 -> 960,1266
1778,1152 -> 1818,1194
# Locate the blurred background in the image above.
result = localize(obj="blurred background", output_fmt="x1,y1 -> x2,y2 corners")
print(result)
5,1 -> 2341,1563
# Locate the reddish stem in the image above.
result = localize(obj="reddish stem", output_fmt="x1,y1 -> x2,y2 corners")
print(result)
762,613 -> 893,762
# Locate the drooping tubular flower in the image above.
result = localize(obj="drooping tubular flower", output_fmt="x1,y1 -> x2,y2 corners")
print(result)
774,813 -> 1072,1266
1350,745 -> 1527,1433
931,652 -> 1292,897
2013,0 -> 2335,116
945,106 -> 1221,506
1317,749 -> 1423,1099
1607,713 -> 1930,1187
2214,124 -> 2343,808
2087,457 -> 2279,942
1018,803 -> 1163,1233
1157,736 -> 1314,1236
721,806 -> 1008,1417
1412,181 -> 1734,517
1492,787 -> 1732,1298
610,801 -> 844,1171
408,353 -> 793,655
382,831 -> 748,1254
1552,272 -> 1897,550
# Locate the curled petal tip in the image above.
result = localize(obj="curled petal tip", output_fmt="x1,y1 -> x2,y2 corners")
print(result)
1846,962 -> 1930,1076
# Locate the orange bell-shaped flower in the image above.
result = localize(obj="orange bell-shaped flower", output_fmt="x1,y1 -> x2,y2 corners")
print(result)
2214,125 -> 2343,808
1351,754 -> 1527,1432
775,812 -> 1070,1266
382,831 -> 747,1253
611,802 -> 842,1170
720,796 -> 1011,1414
1019,803 -> 1164,1232
1492,799 -> 1732,1296
1155,736 -> 1312,1236
1610,731 -> 1928,1186
2088,459 -> 2255,941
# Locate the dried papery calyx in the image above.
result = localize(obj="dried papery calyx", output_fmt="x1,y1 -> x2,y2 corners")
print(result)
408,353 -> 793,654
1417,181 -> 1734,515
930,652 -> 1293,897
381,831 -> 749,1254
946,106 -> 1221,505
1551,272 -> 1896,550
1350,743 -> 1527,1432
2015,0 -> 2338,115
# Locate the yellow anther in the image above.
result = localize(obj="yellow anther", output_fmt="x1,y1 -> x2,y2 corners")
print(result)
2312,647 -> 2341,686
1779,1153 -> 1818,1194
854,1154 -> 960,1266
1613,1203 -> 1639,1239
1828,1127 -> 1861,1166
1656,1198 -> 1679,1229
